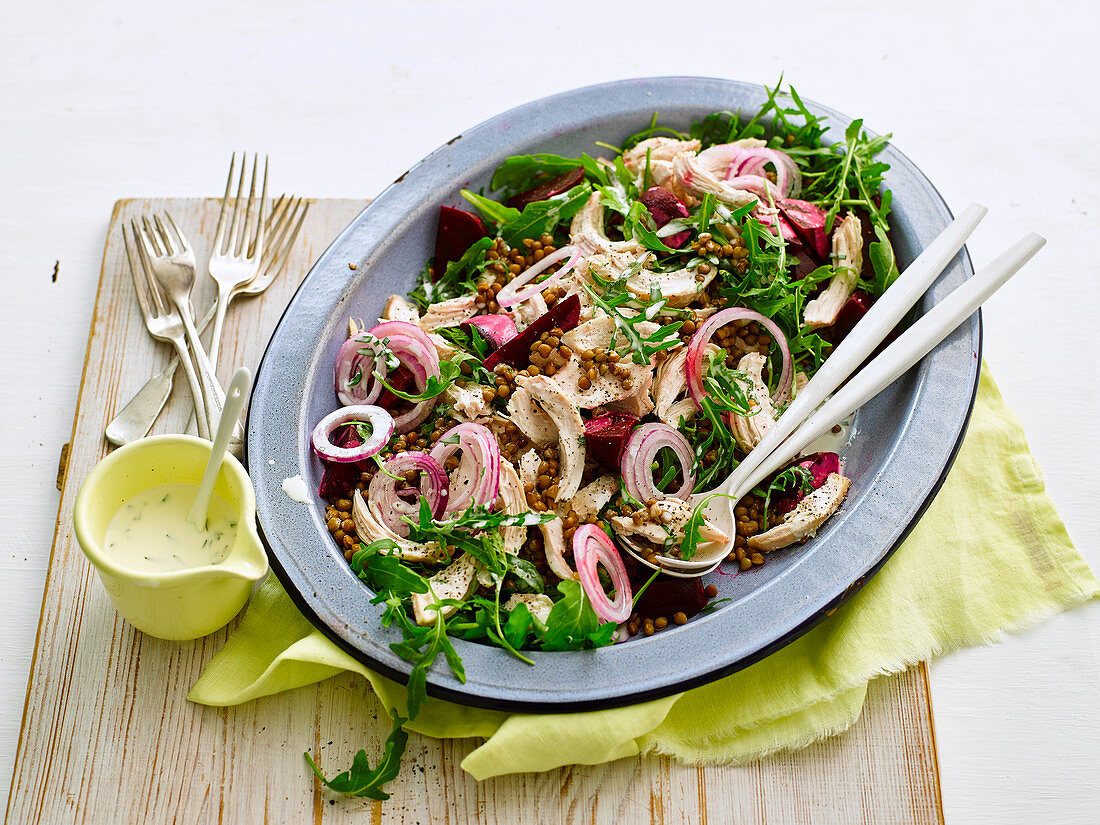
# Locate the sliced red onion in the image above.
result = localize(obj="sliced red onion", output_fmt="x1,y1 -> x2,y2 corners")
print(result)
429,422 -> 501,515
364,321 -> 442,433
495,244 -> 580,309
685,308 -> 793,409
367,451 -> 448,536
724,147 -> 801,198
369,320 -> 436,354
335,334 -> 387,406
311,405 -> 394,464
621,423 -> 697,502
573,524 -> 632,624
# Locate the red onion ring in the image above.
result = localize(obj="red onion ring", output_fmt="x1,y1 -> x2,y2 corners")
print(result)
621,423 -> 697,502
367,451 -> 448,536
362,321 -> 442,432
712,146 -> 801,198
335,334 -> 387,406
429,422 -> 501,515
369,320 -> 436,354
495,245 -> 580,309
685,307 -> 793,409
573,524 -> 632,624
311,405 -> 394,464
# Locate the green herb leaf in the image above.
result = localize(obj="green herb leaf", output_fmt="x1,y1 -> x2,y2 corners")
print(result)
304,711 -> 409,800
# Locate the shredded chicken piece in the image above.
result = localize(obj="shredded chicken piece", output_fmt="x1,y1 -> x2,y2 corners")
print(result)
411,552 -> 481,626
552,316 -> 653,408
497,460 -> 528,556
622,137 -> 702,170
507,384 -> 557,443
519,449 -> 576,581
606,368 -> 655,417
625,265 -> 716,307
516,376 -> 585,501
671,140 -> 772,209
730,352 -> 778,453
569,192 -> 647,259
558,475 -> 618,522
419,295 -> 479,332
748,473 -> 851,552
352,490 -> 447,564
428,332 -> 459,362
803,213 -> 863,330
382,294 -> 420,325
507,291 -> 547,331
608,497 -> 729,547
503,593 -> 554,625
793,369 -> 809,398
653,343 -> 720,425
443,383 -> 493,423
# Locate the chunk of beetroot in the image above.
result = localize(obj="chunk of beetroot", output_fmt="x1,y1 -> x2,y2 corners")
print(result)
376,366 -> 415,410
770,452 -> 841,517
461,314 -> 518,351
778,199 -> 829,263
484,294 -> 581,371
433,206 -> 487,282
632,578 -> 708,621
640,187 -> 691,248
318,424 -> 365,499
505,166 -> 585,210
831,290 -> 874,343
584,412 -> 639,472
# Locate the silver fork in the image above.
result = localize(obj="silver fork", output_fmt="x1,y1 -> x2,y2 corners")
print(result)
207,153 -> 268,369
134,212 -> 229,439
122,221 -> 212,440
105,197 -> 309,446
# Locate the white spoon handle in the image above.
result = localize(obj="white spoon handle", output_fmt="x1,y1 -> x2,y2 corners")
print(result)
735,232 -> 1045,498
188,367 -> 252,527
718,203 -> 988,497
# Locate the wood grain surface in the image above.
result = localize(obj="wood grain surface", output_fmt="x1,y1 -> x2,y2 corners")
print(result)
4,198 -> 944,825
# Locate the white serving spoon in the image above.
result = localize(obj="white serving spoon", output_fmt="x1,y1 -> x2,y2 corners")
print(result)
618,204 -> 987,574
654,232 -> 1046,578
188,367 -> 252,528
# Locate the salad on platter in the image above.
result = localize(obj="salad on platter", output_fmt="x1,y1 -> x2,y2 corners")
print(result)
305,82 -> 897,798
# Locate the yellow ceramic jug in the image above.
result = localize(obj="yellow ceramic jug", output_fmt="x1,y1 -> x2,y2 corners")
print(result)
74,434 -> 268,640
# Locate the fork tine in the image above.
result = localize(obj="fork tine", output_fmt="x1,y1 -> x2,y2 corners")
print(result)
122,224 -> 155,322
140,215 -> 164,258
259,196 -> 299,272
267,193 -> 287,234
214,153 -> 237,255
260,195 -> 297,267
132,218 -> 168,316
253,155 -> 269,258
152,213 -> 174,254
163,212 -> 193,254
228,151 -> 248,256
264,200 -> 309,280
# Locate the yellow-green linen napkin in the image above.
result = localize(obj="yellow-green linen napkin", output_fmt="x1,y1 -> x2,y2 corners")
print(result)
189,368 -> 1097,779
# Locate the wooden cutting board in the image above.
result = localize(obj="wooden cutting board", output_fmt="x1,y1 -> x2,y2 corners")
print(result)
5,198 -> 944,825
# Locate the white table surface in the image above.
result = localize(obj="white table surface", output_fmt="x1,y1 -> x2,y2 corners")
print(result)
2,1 -> 1097,822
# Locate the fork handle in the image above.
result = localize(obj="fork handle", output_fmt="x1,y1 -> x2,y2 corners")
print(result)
171,337 -> 212,440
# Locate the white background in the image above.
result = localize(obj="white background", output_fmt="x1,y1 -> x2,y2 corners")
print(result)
2,1 -> 1097,821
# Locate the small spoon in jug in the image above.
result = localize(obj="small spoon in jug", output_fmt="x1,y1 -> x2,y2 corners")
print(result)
189,367 -> 252,528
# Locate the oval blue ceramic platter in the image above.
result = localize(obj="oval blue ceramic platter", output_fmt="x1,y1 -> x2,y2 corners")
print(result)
246,77 -> 980,713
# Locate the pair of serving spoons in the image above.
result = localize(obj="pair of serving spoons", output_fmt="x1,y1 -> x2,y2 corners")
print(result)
618,204 -> 1043,578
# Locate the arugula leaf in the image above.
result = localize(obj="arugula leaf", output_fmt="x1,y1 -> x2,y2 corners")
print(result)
762,465 -> 814,527
375,355 -> 469,404
502,602 -> 536,649
351,541 -> 431,595
461,190 -> 521,227
410,236 -> 494,309
499,182 -> 592,247
538,580 -> 616,651
582,266 -> 683,365
490,153 -> 585,194
304,712 -> 409,800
